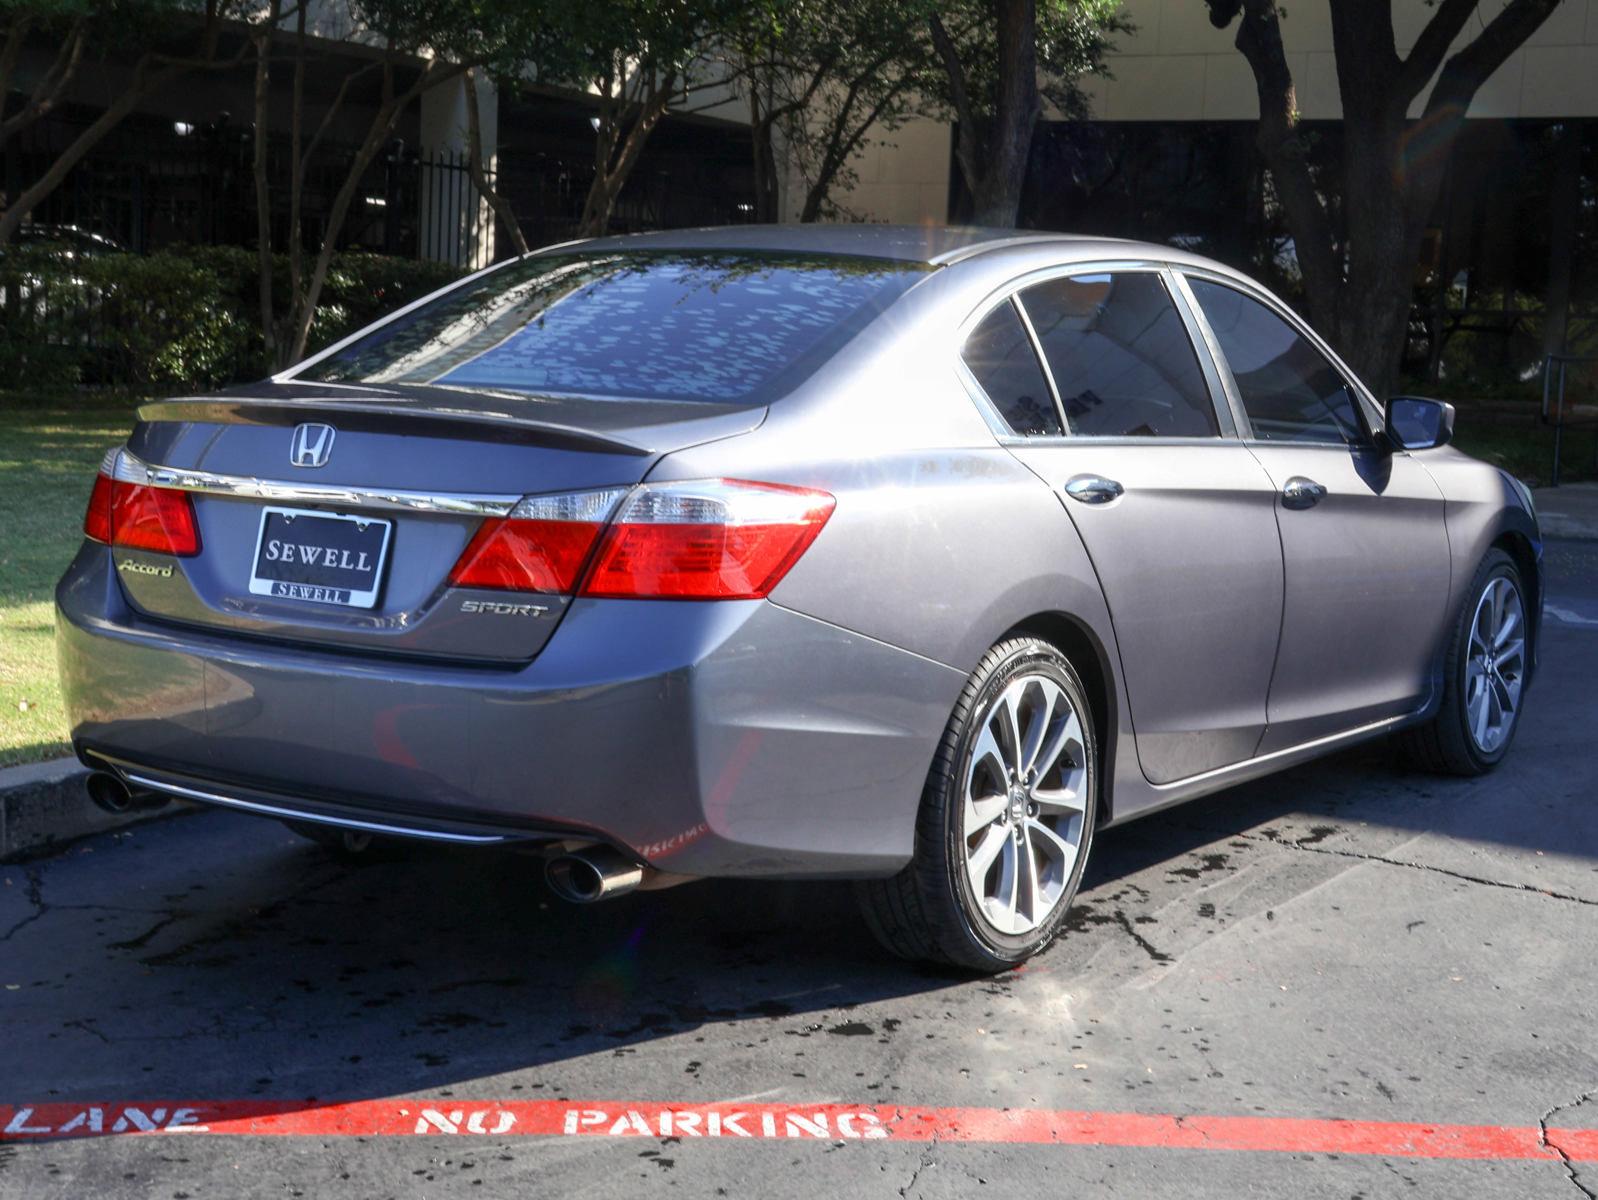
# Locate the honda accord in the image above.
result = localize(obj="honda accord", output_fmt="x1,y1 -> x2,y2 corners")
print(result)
56,225 -> 1541,970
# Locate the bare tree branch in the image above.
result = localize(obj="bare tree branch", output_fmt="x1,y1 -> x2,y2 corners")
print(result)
1396,0 -> 1482,101
1425,0 -> 1562,118
0,6 -> 248,244
1,16 -> 87,147
928,12 -> 979,194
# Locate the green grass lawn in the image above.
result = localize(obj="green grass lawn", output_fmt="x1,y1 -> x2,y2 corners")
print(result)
0,406 -> 136,767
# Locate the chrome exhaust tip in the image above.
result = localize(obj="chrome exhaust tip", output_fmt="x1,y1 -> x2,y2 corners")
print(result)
86,771 -> 168,815
86,771 -> 134,814
545,846 -> 646,903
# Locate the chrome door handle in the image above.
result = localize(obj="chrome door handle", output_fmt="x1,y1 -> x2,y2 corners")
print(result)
1063,475 -> 1124,505
1281,477 -> 1327,510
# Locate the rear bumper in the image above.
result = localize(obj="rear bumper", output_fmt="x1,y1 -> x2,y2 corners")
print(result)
56,544 -> 963,878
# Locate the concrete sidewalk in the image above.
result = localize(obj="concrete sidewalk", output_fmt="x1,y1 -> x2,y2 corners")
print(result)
1533,482 -> 1598,540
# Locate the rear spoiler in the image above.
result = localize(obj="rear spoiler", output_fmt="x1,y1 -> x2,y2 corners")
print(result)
136,397 -> 652,458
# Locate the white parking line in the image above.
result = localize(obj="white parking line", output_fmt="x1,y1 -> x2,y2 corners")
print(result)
1546,604 -> 1598,628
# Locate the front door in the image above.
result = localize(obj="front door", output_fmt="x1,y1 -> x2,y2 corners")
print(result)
1183,276 -> 1452,751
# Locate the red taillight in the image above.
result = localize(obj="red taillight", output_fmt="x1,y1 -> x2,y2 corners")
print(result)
111,480 -> 201,555
581,480 -> 835,600
83,452 -> 201,557
450,518 -> 608,593
447,489 -> 626,594
83,472 -> 115,544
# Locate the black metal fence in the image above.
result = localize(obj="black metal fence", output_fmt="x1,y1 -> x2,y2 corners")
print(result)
5,108 -> 497,266
1541,353 -> 1598,487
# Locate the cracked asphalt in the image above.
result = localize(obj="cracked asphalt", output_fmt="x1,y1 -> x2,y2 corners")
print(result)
2,536 -> 1595,1198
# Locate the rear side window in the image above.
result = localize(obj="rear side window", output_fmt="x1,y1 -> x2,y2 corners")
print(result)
1187,279 -> 1365,445
961,300 -> 1063,436
299,251 -> 929,405
1018,273 -> 1218,438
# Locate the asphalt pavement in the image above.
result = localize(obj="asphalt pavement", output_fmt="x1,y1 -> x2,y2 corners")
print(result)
2,535 -> 1596,1199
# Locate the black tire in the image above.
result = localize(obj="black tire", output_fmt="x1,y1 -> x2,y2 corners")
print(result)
1398,549 -> 1528,776
282,819 -> 391,862
856,637 -> 1098,972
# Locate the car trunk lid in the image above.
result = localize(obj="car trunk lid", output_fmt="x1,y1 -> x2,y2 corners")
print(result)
109,383 -> 765,662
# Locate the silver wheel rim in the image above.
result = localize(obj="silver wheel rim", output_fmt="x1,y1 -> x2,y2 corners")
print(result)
962,673 -> 1088,936
1465,575 -> 1525,755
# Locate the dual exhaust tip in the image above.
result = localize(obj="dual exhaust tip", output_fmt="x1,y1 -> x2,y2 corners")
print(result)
545,845 -> 646,904
85,771 -> 169,816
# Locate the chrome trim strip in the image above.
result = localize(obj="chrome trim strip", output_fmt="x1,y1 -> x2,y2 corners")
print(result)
1010,294 -> 1069,432
123,772 -> 512,844
120,451 -> 520,516
1148,711 -> 1413,794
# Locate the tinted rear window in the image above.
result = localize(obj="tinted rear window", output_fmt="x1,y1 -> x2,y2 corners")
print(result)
298,251 -> 929,404
961,300 -> 1062,436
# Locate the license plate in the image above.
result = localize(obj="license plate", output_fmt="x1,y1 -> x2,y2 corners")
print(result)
248,507 -> 392,609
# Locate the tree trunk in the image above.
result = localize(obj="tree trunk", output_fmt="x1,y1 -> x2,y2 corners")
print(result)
930,0 -> 1040,228
252,8 -> 279,367
464,68 -> 528,256
579,74 -> 675,238
749,88 -> 780,223
1212,0 -> 1561,394
969,0 -> 1039,226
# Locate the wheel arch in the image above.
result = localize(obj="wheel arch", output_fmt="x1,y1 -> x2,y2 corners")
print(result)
1491,529 -> 1541,680
1004,611 -> 1121,825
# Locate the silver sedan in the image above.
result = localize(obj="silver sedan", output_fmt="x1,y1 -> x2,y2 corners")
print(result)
56,225 -> 1541,971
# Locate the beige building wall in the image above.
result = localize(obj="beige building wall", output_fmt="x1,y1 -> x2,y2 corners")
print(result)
1089,0 -> 1598,120
780,117 -> 952,225
786,1 -> 1598,225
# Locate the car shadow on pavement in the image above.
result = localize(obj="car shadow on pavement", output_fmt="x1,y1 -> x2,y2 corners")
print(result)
5,723 -> 1592,1121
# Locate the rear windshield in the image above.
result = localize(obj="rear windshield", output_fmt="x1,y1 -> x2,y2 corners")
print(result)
297,250 -> 930,404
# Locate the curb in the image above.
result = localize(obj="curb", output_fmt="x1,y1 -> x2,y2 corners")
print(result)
0,757 -> 178,862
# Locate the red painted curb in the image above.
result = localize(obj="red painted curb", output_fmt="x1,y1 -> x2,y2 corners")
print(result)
3,1100 -> 1595,1161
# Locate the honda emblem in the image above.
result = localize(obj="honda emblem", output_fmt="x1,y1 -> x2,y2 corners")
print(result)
289,423 -> 336,469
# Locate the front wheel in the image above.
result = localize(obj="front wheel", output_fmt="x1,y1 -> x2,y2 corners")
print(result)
1400,549 -> 1529,775
857,637 -> 1098,972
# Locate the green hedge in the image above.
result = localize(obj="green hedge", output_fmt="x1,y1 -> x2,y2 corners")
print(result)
0,244 -> 466,393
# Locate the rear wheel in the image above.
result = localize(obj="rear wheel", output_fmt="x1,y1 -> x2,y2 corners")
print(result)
282,820 -> 389,862
1399,549 -> 1529,775
857,637 -> 1097,972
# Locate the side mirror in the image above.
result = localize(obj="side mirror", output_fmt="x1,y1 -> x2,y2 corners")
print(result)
1384,396 -> 1455,451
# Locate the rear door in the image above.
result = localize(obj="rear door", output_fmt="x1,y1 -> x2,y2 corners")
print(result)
973,266 -> 1285,785
1180,274 -> 1451,750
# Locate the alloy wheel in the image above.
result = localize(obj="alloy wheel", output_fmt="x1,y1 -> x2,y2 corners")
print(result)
961,674 -> 1088,936
1464,575 -> 1526,755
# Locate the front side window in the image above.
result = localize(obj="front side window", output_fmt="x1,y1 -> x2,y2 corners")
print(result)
960,300 -> 1063,436
1017,272 -> 1219,438
299,251 -> 930,405
1187,278 -> 1366,445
